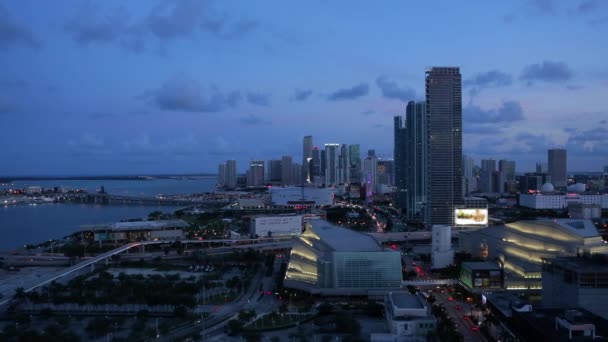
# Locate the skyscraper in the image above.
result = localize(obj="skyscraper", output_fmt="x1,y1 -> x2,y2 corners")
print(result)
225,160 -> 237,189
349,144 -> 361,184
426,67 -> 463,225
268,160 -> 282,182
498,160 -> 516,193
302,135 -> 313,183
338,144 -> 350,185
218,162 -> 226,187
324,144 -> 340,186
362,155 -> 378,196
480,159 -> 496,193
311,147 -> 321,178
394,115 -> 407,210
548,148 -> 567,188
281,156 -> 293,185
405,101 -> 427,220
463,155 -> 476,196
248,160 -> 265,187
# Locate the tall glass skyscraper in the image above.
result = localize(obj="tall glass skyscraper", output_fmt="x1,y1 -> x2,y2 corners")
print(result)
548,148 -> 567,188
394,116 -> 407,210
426,67 -> 463,225
302,135 -> 313,183
405,101 -> 427,221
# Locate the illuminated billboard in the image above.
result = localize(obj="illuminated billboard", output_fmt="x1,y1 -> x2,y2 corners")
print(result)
455,209 -> 488,226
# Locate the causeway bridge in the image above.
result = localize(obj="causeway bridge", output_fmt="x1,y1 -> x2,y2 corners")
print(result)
63,193 -> 230,207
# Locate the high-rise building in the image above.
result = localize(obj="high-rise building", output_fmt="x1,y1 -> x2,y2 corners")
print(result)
302,135 -> 313,183
498,160 -> 516,193
292,162 -> 302,186
218,163 -> 226,187
349,144 -> 361,184
368,149 -> 376,157
426,67 -> 463,225
281,156 -> 293,185
394,115 -> 407,211
548,148 -> 567,188
463,155 -> 476,196
536,162 -> 548,174
362,156 -> 378,199
311,147 -> 323,186
268,160 -> 282,182
338,144 -> 350,185
324,144 -> 340,186
225,160 -> 237,189
480,159 -> 496,193
377,160 -> 394,186
248,160 -> 265,187
405,101 -> 428,220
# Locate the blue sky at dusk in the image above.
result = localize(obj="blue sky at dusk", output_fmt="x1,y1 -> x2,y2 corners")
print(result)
1,0 -> 607,175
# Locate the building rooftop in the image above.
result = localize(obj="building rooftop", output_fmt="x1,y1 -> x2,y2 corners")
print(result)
462,261 -> 501,271
305,219 -> 383,252
543,256 -> 608,273
552,219 -> 601,238
390,293 -> 424,309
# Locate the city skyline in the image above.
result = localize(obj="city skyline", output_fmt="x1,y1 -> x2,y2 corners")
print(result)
1,1 -> 608,175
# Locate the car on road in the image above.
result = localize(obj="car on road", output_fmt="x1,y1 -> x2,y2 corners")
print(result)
463,315 -> 468,320
471,326 -> 479,332
455,305 -> 461,310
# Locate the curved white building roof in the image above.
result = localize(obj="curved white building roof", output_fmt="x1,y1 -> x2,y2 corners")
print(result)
303,219 -> 382,252
541,183 -> 554,192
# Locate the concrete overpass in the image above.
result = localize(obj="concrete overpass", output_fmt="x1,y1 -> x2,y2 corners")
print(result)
0,237 -> 293,307
365,230 -> 458,243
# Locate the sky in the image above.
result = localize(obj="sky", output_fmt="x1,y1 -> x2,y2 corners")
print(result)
1,0 -> 607,175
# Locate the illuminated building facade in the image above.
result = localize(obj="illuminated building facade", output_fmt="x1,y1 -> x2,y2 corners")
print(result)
285,220 -> 402,295
458,219 -> 608,291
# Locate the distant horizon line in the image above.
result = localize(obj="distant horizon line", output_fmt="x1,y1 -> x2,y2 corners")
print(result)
1,170 -> 604,181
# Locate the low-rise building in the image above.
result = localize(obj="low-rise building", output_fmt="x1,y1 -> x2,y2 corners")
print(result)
382,292 -> 436,342
519,193 -> 608,209
542,256 -> 608,320
269,186 -> 335,207
458,219 -> 608,291
250,214 -> 303,237
285,219 -> 402,295
80,219 -> 188,243
568,202 -> 602,219
460,261 -> 504,293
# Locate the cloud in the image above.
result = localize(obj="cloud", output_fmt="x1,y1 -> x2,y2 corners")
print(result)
64,0 -> 259,52
327,83 -> 369,101
528,0 -> 557,15
246,92 -> 271,106
600,120 -> 607,124
520,60 -> 573,84
375,76 -> 415,102
567,127 -> 608,154
64,3 -> 129,46
292,88 -> 313,101
464,101 -> 525,124
577,0 -> 599,14
145,76 -> 240,113
362,110 -> 375,116
0,4 -> 41,49
241,114 -> 270,125
209,136 -> 243,156
464,70 -> 512,88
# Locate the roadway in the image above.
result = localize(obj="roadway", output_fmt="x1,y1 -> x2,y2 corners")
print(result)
0,238 -> 293,307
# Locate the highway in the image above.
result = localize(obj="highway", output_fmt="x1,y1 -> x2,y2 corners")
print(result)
0,238 -> 293,307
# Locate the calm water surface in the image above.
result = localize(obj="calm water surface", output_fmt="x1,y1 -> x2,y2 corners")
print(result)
0,178 -> 217,251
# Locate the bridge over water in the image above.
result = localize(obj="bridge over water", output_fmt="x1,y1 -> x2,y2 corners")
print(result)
64,193 -> 230,207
